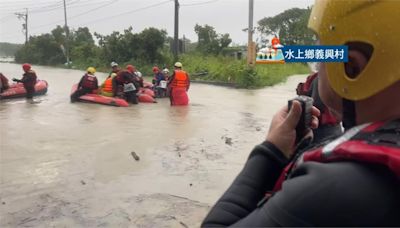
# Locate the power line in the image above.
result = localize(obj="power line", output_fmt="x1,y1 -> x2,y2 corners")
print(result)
29,1 -> 68,14
0,14 -> 15,23
66,0 -> 118,20
14,0 -> 118,32
72,0 -> 172,27
180,0 -> 219,7
0,0 -> 88,13
0,1 -> 62,11
0,0 -> 172,40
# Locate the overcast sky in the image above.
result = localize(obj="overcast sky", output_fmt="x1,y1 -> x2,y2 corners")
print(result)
0,0 -> 313,45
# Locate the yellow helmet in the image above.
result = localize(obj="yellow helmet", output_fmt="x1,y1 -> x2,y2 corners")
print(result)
308,0 -> 400,101
87,67 -> 96,74
174,62 -> 183,68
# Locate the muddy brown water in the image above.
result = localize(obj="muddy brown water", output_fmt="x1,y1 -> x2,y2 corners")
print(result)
0,62 -> 307,227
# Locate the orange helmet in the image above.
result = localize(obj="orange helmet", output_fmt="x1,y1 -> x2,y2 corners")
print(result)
22,63 -> 31,72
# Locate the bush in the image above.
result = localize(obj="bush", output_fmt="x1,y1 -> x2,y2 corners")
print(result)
178,53 -> 310,88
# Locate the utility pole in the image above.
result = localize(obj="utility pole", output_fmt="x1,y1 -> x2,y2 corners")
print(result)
183,34 -> 186,53
247,0 -> 255,67
63,0 -> 70,66
174,0 -> 179,61
15,8 -> 28,44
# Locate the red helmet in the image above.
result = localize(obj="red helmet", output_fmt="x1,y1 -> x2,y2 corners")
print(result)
126,64 -> 135,73
22,63 -> 31,72
152,66 -> 159,73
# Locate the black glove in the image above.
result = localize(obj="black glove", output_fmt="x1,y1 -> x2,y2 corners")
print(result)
12,78 -> 19,82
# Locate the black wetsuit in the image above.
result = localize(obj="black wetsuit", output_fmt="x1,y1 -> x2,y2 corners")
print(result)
202,141 -> 400,227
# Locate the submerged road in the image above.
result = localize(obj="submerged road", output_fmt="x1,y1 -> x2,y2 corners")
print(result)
0,62 -> 308,227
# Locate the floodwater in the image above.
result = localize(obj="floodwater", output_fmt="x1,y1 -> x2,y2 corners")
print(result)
0,62 -> 307,227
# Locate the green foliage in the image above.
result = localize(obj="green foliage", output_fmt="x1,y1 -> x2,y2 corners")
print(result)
13,25 -> 167,72
51,26 -> 67,46
15,25 -> 98,65
194,24 -> 232,55
258,7 -> 315,45
95,26 -> 167,65
180,53 -> 309,88
10,9 -> 310,89
140,27 -> 168,63
69,27 -> 99,66
0,42 -> 22,56
72,27 -> 94,46
15,34 -> 65,65
254,63 -> 309,87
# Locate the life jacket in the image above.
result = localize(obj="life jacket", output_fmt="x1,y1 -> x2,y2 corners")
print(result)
272,119 -> 400,193
171,70 -> 189,88
296,73 -> 339,125
115,70 -> 133,84
81,74 -> 97,90
103,77 -> 113,93
22,70 -> 37,88
154,72 -> 166,85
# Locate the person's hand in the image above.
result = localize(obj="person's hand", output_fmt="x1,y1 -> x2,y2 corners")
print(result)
266,100 -> 320,158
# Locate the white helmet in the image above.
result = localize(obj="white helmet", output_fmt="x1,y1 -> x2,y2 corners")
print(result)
136,71 -> 142,77
162,68 -> 169,74
111,61 -> 118,67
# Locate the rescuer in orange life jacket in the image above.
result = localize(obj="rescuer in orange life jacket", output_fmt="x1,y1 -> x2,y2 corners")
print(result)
70,67 -> 98,102
99,62 -> 120,97
202,0 -> 400,226
167,62 -> 190,106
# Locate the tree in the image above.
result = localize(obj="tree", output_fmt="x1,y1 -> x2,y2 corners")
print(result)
139,27 -> 167,63
15,26 -> 99,65
71,27 -> 94,46
15,34 -> 65,65
69,27 -> 97,64
194,24 -> 232,55
257,7 -> 315,45
51,25 -> 66,47
95,27 -> 167,65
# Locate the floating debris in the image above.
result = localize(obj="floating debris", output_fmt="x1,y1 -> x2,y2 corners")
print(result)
180,221 -> 189,228
80,180 -> 86,185
131,151 -> 140,161
225,137 -> 233,146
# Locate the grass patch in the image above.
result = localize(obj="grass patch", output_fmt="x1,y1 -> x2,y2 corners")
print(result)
181,53 -> 310,88
51,52 -> 310,88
